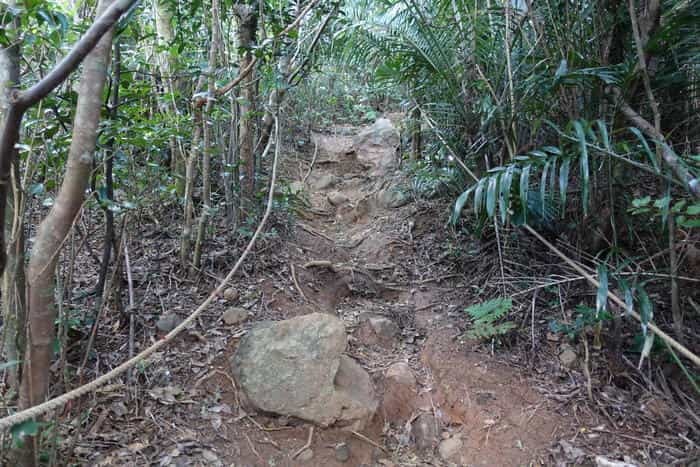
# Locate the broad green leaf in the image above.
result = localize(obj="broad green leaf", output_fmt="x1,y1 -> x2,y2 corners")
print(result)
574,121 -> 589,215
549,157 -> 558,203
637,285 -> 653,336
474,178 -> 486,217
11,420 -> 39,448
528,150 -> 547,159
619,279 -> 633,316
452,187 -> 473,224
678,217 -> 700,228
655,193 -> 670,227
629,127 -> 659,173
639,332 -> 655,366
596,120 -> 611,151
486,176 -> 498,218
540,160 -> 551,208
499,166 -> 514,224
632,196 -> 651,208
595,264 -> 608,317
520,165 -> 531,222
559,157 -> 571,211
686,203 -> 700,215
554,59 -> 568,80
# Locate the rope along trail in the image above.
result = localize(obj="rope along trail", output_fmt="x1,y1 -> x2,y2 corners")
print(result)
0,119 -> 280,432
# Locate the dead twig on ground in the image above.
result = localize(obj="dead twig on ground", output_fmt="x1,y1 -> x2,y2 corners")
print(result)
350,430 -> 386,453
290,263 -> 308,302
243,432 -> 263,461
302,139 -> 319,185
297,222 -> 334,243
292,425 -> 314,459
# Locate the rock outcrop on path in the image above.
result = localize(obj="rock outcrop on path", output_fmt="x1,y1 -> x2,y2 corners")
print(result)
231,313 -> 378,430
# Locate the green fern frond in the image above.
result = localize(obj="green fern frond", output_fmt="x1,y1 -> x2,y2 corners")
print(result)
464,297 -> 514,340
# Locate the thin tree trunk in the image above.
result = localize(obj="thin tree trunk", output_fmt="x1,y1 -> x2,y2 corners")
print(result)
411,105 -> 421,160
180,108 -> 203,268
0,0 -> 138,277
0,0 -> 24,394
18,0 -> 116,463
192,0 -> 221,274
153,0 -> 186,195
96,40 -> 120,297
234,4 -> 258,199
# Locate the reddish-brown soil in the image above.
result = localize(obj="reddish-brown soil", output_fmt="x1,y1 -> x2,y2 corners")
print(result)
67,119 -> 696,467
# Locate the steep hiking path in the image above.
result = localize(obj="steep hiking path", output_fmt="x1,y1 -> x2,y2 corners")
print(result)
202,117 -> 573,466
88,118 -> 583,466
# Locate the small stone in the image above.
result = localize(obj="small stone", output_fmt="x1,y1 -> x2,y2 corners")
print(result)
438,437 -> 463,461
377,188 -> 411,208
594,456 -> 638,467
327,191 -> 349,206
334,442 -> 350,462
546,332 -> 561,342
223,288 -> 239,302
222,307 -> 248,326
315,174 -> 337,190
156,314 -> 181,334
356,313 -> 399,348
297,448 -> 314,462
381,362 -> 417,423
411,413 -> 438,451
559,347 -> 578,368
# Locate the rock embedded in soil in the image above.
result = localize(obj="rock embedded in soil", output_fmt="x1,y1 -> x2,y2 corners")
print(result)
156,313 -> 181,334
223,288 -> 239,302
558,345 -> 578,368
315,174 -> 338,190
352,118 -> 400,176
334,442 -> 351,462
327,191 -> 350,206
438,437 -> 463,462
356,313 -> 399,348
411,413 -> 439,451
377,187 -> 411,209
222,307 -> 248,326
231,313 -> 378,429
297,448 -> 314,462
381,362 -> 418,423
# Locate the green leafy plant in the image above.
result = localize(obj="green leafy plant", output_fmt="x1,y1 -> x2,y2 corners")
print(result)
464,297 -> 515,340
550,305 -> 613,340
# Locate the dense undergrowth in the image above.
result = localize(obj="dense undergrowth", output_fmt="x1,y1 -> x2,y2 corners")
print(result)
0,0 -> 698,464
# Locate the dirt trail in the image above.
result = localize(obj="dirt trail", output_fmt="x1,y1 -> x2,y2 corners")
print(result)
200,118 -> 569,466
91,119 -> 575,467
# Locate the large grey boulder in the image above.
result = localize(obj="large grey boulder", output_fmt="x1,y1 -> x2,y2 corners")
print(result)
231,313 -> 377,429
353,118 -> 399,175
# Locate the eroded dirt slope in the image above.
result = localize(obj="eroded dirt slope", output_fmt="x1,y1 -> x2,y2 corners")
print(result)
88,119 -> 579,467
